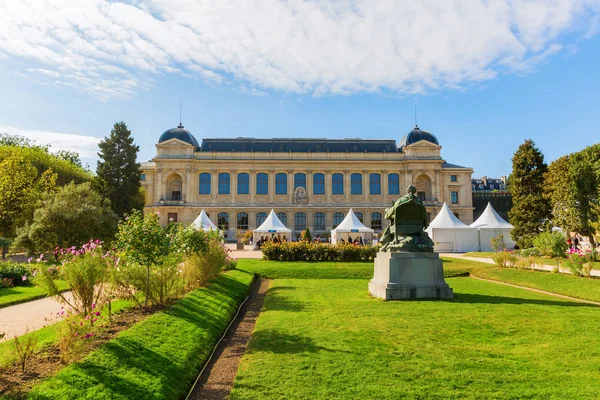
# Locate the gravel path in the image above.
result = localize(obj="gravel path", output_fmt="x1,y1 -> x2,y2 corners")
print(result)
187,278 -> 270,400
0,292 -> 73,342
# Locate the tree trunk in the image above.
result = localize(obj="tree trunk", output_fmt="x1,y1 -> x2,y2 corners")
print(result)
589,234 -> 596,248
1,245 -> 6,260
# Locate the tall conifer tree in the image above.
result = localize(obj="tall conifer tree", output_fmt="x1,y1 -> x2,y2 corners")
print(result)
97,122 -> 143,217
508,139 -> 550,248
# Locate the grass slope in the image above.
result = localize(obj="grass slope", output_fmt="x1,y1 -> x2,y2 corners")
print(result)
231,277 -> 600,399
27,270 -> 254,400
0,281 -> 69,308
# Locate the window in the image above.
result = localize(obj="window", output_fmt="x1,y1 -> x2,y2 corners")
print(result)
314,212 -> 325,230
417,191 -> 426,201
313,173 -> 325,195
237,212 -> 248,230
295,212 -> 306,231
450,175 -> 457,182
451,191 -> 459,204
140,173 -> 146,181
369,173 -> 381,194
275,173 -> 287,195
237,173 -> 249,194
333,212 -> 344,228
332,173 -> 344,195
167,213 -> 178,223
388,173 -> 399,195
355,212 -> 364,223
294,173 -> 306,190
371,212 -> 382,230
217,212 -> 229,231
218,172 -> 230,194
256,212 -> 267,227
277,212 -> 287,227
256,173 -> 268,194
351,173 -> 362,195
199,172 -> 211,194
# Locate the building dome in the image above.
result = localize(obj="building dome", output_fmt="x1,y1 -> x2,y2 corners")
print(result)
398,126 -> 439,150
158,124 -> 200,148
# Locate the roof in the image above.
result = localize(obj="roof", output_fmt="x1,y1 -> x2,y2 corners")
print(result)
331,209 -> 374,233
442,162 -> 469,169
470,203 -> 513,229
254,209 -> 291,232
198,138 -> 398,153
398,126 -> 439,150
191,209 -> 219,232
158,124 -> 200,148
428,203 -> 472,229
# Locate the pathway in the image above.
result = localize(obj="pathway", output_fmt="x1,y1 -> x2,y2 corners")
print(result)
0,292 -> 72,342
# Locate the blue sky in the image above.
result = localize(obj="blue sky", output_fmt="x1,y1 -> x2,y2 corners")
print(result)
0,1 -> 598,177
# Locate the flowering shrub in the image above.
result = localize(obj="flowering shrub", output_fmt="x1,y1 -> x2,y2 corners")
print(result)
533,232 -> 568,258
563,248 -> 594,277
0,262 -> 32,287
261,241 -> 378,262
58,304 -> 108,363
170,225 -> 213,258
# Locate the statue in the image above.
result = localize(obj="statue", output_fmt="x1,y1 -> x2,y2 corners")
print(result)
379,185 -> 434,252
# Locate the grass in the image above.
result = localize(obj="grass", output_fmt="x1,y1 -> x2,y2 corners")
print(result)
26,270 -> 254,400
463,252 -> 600,269
463,252 -> 495,258
231,277 -> 600,399
0,280 -> 69,308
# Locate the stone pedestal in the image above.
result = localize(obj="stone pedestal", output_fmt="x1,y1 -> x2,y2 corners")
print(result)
368,251 -> 453,300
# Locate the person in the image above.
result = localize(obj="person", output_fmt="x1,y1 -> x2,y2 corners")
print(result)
567,237 -> 573,250
359,236 -> 364,246
348,235 -> 353,244
574,236 -> 580,250
340,238 -> 345,243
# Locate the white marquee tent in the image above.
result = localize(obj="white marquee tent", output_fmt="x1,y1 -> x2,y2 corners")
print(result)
253,209 -> 292,243
426,203 -> 479,252
470,202 -> 515,251
331,208 -> 374,244
191,209 -> 220,232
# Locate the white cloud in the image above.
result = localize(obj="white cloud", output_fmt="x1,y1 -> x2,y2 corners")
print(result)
0,0 -> 599,100
0,125 -> 102,168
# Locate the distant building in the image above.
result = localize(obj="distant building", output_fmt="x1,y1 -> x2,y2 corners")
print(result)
471,176 -> 512,222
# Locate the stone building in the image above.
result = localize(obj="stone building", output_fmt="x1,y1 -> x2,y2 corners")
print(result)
140,124 -> 474,240
471,176 -> 512,221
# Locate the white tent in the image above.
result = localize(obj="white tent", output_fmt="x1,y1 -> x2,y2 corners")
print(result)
470,202 -> 515,251
331,209 -> 374,244
191,209 -> 220,232
253,209 -> 292,244
426,203 -> 479,252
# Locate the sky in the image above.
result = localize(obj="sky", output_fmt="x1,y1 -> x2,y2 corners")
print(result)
0,0 -> 599,177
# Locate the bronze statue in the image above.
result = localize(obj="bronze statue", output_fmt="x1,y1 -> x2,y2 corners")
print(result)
379,185 -> 434,252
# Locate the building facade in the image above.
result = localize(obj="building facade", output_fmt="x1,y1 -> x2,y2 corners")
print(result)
471,176 -> 512,221
141,124 -> 474,240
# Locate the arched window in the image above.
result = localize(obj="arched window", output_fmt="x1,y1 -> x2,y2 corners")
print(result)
276,173 -> 287,195
313,173 -> 325,195
314,212 -> 325,230
355,212 -> 364,223
217,212 -> 229,231
371,212 -> 382,230
369,173 -> 381,195
199,172 -> 211,194
256,173 -> 268,194
351,173 -> 362,195
295,212 -> 306,231
237,173 -> 249,194
218,172 -> 230,194
388,173 -> 399,195
237,212 -> 248,230
332,173 -> 344,195
256,212 -> 268,227
294,173 -> 306,189
276,212 -> 287,227
333,212 -> 344,228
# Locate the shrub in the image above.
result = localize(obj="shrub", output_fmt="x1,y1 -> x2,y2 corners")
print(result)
170,225 -> 211,258
13,329 -> 38,373
0,261 -> 32,287
302,228 -> 312,242
490,235 -> 505,252
533,231 -> 568,258
563,249 -> 594,277
182,238 -> 229,290
261,241 -> 378,262
516,248 -> 542,257
492,250 -> 517,268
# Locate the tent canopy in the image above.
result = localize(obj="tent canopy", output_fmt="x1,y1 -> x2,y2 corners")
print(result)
428,203 -> 472,229
191,209 -> 219,232
254,209 -> 291,233
332,208 -> 374,233
426,203 -> 479,252
470,203 -> 513,228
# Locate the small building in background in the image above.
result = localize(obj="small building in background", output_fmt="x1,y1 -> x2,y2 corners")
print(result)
471,176 -> 512,222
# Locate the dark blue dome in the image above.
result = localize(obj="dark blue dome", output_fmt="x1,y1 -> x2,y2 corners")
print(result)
398,126 -> 439,149
158,124 -> 200,148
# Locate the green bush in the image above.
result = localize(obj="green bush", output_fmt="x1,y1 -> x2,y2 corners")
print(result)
182,238 -> 229,290
533,231 -> 568,258
261,241 -> 378,262
491,251 -> 517,268
490,235 -> 505,252
0,262 -> 32,287
516,248 -> 542,257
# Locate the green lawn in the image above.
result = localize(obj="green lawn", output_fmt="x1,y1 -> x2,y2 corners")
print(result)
231,277 -> 600,399
0,280 -> 69,308
463,252 -> 600,270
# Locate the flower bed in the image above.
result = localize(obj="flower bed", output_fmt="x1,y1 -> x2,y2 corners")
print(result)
261,241 -> 378,262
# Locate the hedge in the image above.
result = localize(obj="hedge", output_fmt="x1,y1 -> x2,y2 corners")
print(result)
261,241 -> 378,262
27,269 -> 254,400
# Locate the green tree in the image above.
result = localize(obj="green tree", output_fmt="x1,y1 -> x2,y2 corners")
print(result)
55,149 -> 82,168
96,122 -> 144,217
11,182 -> 118,254
0,156 -> 38,237
508,139 -> 550,248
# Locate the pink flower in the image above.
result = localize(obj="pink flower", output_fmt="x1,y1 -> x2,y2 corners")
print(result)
95,311 -> 101,316
21,275 -> 27,281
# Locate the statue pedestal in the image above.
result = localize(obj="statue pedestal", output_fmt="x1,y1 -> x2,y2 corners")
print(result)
368,251 -> 453,300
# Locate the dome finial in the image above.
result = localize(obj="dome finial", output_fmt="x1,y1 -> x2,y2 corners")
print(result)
414,105 -> 419,129
178,102 -> 183,128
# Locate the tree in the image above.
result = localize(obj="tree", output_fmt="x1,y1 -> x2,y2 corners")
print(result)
55,149 -> 82,168
96,122 -> 144,217
0,156 -> 38,237
508,140 -> 550,248
11,182 -> 118,254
